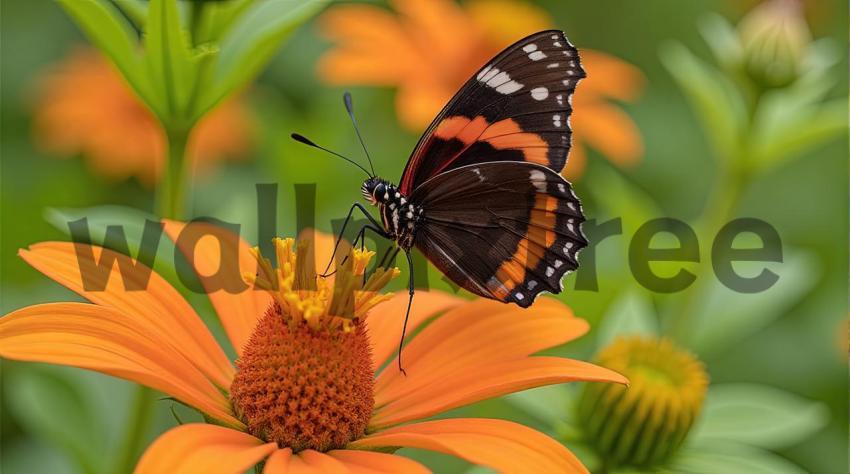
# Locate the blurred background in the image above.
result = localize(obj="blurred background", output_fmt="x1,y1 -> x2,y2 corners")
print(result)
1,0 -> 847,472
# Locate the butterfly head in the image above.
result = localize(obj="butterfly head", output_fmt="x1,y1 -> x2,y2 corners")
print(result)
361,177 -> 389,206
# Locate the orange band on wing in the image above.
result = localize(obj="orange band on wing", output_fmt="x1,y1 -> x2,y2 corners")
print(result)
434,116 -> 489,145
435,116 -> 549,166
491,194 -> 559,299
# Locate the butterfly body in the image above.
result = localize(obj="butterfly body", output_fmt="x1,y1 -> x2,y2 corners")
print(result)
362,177 -> 422,250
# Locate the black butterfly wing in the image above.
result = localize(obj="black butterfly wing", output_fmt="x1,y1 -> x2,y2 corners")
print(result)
399,30 -> 585,195
411,161 -> 587,307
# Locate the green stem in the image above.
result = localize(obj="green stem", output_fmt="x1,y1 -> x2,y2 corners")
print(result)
668,142 -> 751,341
157,127 -> 191,219
113,385 -> 156,472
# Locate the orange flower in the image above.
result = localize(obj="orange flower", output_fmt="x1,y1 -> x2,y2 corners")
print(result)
318,0 -> 644,179
0,224 -> 626,473
32,48 -> 253,185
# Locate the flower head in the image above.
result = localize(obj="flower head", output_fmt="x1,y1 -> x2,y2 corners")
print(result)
1,223 -> 626,472
317,0 -> 644,179
578,336 -> 708,467
738,0 -> 811,89
32,48 -> 254,185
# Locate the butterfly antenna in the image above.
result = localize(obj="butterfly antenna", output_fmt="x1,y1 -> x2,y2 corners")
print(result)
343,92 -> 377,177
290,133 -> 373,178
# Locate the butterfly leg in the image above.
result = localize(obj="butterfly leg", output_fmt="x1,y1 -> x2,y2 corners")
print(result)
329,223 -> 391,279
397,250 -> 415,376
322,203 -> 385,277
376,245 -> 401,271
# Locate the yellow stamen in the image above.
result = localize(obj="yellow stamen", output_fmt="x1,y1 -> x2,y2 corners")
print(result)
248,237 -> 399,332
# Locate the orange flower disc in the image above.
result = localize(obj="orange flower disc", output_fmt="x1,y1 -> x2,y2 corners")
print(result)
231,303 -> 374,452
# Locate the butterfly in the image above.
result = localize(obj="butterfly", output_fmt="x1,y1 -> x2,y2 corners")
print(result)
293,30 -> 588,369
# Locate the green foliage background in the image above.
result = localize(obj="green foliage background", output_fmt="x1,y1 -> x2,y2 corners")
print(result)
1,0 -> 847,472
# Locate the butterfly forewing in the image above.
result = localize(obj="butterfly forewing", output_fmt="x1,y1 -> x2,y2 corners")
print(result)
399,30 -> 585,195
411,161 -> 587,307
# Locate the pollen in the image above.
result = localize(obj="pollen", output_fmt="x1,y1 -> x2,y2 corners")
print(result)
231,237 -> 399,451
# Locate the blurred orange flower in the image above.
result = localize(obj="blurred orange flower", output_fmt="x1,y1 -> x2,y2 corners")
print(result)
33,48 -> 253,185
318,0 -> 644,179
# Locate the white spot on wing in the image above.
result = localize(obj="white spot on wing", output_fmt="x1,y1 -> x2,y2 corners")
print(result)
554,260 -> 563,268
531,87 -> 549,101
547,62 -> 559,69
523,44 -> 538,52
477,65 -> 496,81
564,242 -> 574,254
556,94 -> 564,105
496,80 -> 523,94
558,183 -> 566,193
529,169 -> 547,192
487,276 -> 509,296
472,167 -> 485,182
545,266 -> 554,277
553,41 -> 562,47
567,202 -> 576,211
515,292 -> 524,301
527,280 -> 538,290
553,114 -> 562,127
529,51 -> 546,61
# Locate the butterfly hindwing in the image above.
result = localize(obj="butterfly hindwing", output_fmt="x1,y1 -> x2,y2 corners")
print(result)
411,161 -> 587,307
399,30 -> 585,195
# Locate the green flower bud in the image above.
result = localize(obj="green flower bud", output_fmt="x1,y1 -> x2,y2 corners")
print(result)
578,336 -> 709,468
739,0 -> 811,89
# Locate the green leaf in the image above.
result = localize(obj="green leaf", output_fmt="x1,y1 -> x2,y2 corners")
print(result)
5,367 -> 107,474
683,247 -> 819,358
670,442 -> 806,473
55,0 -> 160,115
690,384 -> 829,450
659,42 -> 747,159
198,0 -> 327,120
698,14 -> 742,69
113,0 -> 149,28
193,0 -> 254,44
752,98 -> 847,169
596,289 -> 661,349
144,0 -> 196,121
504,385 -> 573,424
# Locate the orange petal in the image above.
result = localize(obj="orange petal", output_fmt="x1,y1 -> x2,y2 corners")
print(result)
136,424 -> 276,474
0,303 -> 242,427
562,143 -> 587,181
392,0 -> 478,67
328,450 -> 430,474
293,451 -> 349,474
374,298 -> 587,401
366,290 -> 464,370
18,242 -> 233,388
573,102 -> 643,167
162,219 -> 273,357
580,50 -> 645,101
351,418 -> 587,473
317,5 -> 418,85
466,0 -> 553,47
372,356 -> 627,427
263,449 -> 292,474
395,80 -> 454,131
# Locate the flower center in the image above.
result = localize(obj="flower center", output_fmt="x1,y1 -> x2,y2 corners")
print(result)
230,237 -> 398,451
578,336 -> 708,468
